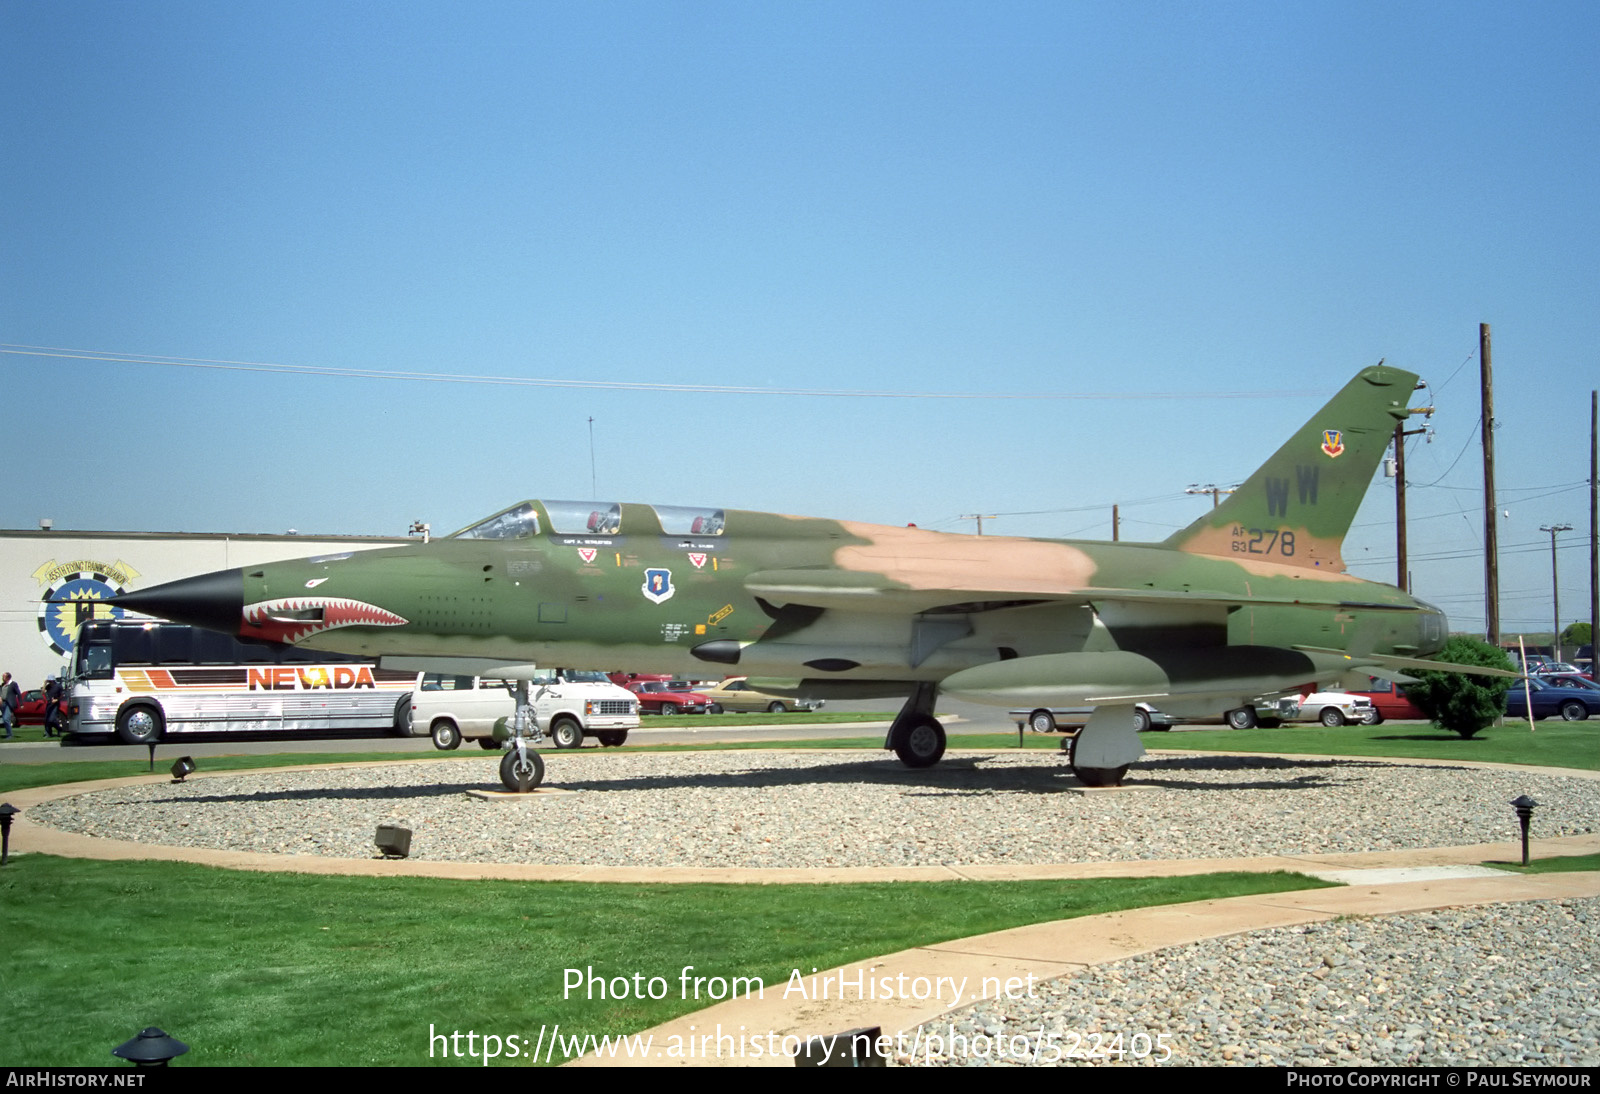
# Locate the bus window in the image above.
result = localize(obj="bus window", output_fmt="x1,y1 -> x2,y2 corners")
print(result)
195,630 -> 239,664
79,644 -> 113,680
154,626 -> 195,664
112,626 -> 156,666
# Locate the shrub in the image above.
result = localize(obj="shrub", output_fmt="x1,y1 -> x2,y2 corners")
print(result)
1403,636 -> 1516,739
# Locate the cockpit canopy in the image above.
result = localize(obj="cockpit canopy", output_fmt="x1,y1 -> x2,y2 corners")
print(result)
450,501 -> 727,540
453,502 -> 541,540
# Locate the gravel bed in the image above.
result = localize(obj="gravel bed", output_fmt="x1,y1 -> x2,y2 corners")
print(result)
28,750 -> 1599,868
903,897 -> 1600,1067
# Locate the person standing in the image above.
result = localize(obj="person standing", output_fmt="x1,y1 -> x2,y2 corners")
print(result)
0,672 -> 18,739
42,675 -> 64,738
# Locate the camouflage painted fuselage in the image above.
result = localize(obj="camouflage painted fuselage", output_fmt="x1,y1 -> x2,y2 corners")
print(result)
237,508 -> 1442,690
118,365 -> 1445,715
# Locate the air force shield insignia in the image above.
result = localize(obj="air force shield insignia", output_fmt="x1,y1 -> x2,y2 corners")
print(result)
1321,429 -> 1345,458
642,568 -> 675,604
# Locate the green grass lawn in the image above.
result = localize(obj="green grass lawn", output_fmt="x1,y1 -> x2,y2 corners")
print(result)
1133,720 -> 1600,770
3,721 -> 1594,1066
1485,852 -> 1600,874
2,719 -> 1593,798
0,856 -> 1327,1066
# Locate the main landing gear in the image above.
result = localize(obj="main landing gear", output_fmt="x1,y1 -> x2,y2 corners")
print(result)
886,683 -> 946,768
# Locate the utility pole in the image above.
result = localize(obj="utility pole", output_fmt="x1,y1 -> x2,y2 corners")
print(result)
1591,390 -> 1598,674
1481,324 -> 1499,645
1542,524 -> 1572,660
961,514 -> 997,535
1392,390 -> 1433,592
1186,484 -> 1234,508
1112,504 -> 1120,542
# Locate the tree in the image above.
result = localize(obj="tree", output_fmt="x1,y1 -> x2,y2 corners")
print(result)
1403,636 -> 1516,739
1561,622 -> 1592,648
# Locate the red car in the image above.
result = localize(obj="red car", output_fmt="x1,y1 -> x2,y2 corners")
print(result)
625,681 -> 711,715
1351,678 -> 1426,723
15,688 -> 68,726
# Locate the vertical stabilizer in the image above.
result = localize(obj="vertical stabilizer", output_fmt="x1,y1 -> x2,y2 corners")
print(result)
1163,364 -> 1419,573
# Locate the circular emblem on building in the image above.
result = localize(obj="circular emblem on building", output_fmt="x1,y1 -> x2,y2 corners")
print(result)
37,571 -> 127,658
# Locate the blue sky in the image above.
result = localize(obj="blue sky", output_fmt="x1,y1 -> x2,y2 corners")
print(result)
2,1 -> 1596,636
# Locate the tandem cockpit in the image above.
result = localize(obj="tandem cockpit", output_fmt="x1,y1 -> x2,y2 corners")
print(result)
449,500 -> 728,541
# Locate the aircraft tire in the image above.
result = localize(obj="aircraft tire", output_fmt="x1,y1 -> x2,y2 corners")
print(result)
892,715 -> 945,768
1226,706 -> 1258,730
1067,736 -> 1127,787
550,717 -> 584,749
499,748 -> 545,792
1319,707 -> 1347,727
1029,710 -> 1055,733
430,720 -> 462,750
116,703 -> 164,745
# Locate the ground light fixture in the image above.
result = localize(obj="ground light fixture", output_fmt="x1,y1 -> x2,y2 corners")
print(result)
145,741 -> 157,772
0,802 -> 17,866
375,824 -> 412,858
170,756 -> 196,783
112,1027 -> 189,1067
1510,795 -> 1539,866
796,1026 -> 886,1067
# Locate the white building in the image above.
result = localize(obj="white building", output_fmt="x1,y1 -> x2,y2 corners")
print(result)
1,529 -> 408,686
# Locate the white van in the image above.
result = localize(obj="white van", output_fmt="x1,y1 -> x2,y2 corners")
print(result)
406,670 -> 639,750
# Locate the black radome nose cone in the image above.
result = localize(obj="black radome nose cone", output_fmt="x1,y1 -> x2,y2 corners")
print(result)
114,568 -> 245,634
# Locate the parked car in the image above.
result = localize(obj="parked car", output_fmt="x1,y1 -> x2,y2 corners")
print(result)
1532,661 -> 1584,676
407,670 -> 638,749
698,678 -> 824,714
626,680 -> 711,715
1010,704 -> 1173,733
1543,674 -> 1600,692
1349,678 -> 1427,724
15,688 -> 67,726
1504,677 -> 1600,722
1281,691 -> 1376,727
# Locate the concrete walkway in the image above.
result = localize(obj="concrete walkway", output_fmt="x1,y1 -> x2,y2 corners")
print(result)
570,865 -> 1600,1067
5,752 -> 1597,1067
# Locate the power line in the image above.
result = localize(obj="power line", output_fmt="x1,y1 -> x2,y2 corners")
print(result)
0,344 -> 1329,403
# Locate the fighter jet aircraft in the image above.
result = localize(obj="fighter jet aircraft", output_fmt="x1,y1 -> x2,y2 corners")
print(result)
117,363 -> 1463,791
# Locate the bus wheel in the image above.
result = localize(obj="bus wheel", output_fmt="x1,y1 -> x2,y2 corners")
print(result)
430,720 -> 462,750
499,748 -> 545,792
116,704 -> 163,745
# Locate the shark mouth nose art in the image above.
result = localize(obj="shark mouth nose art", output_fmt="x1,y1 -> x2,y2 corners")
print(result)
242,597 -> 408,644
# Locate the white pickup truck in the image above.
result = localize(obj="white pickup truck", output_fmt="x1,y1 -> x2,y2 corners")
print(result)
405,670 -> 639,750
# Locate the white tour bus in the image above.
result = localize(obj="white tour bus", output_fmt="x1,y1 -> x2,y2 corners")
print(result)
66,620 -> 415,743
